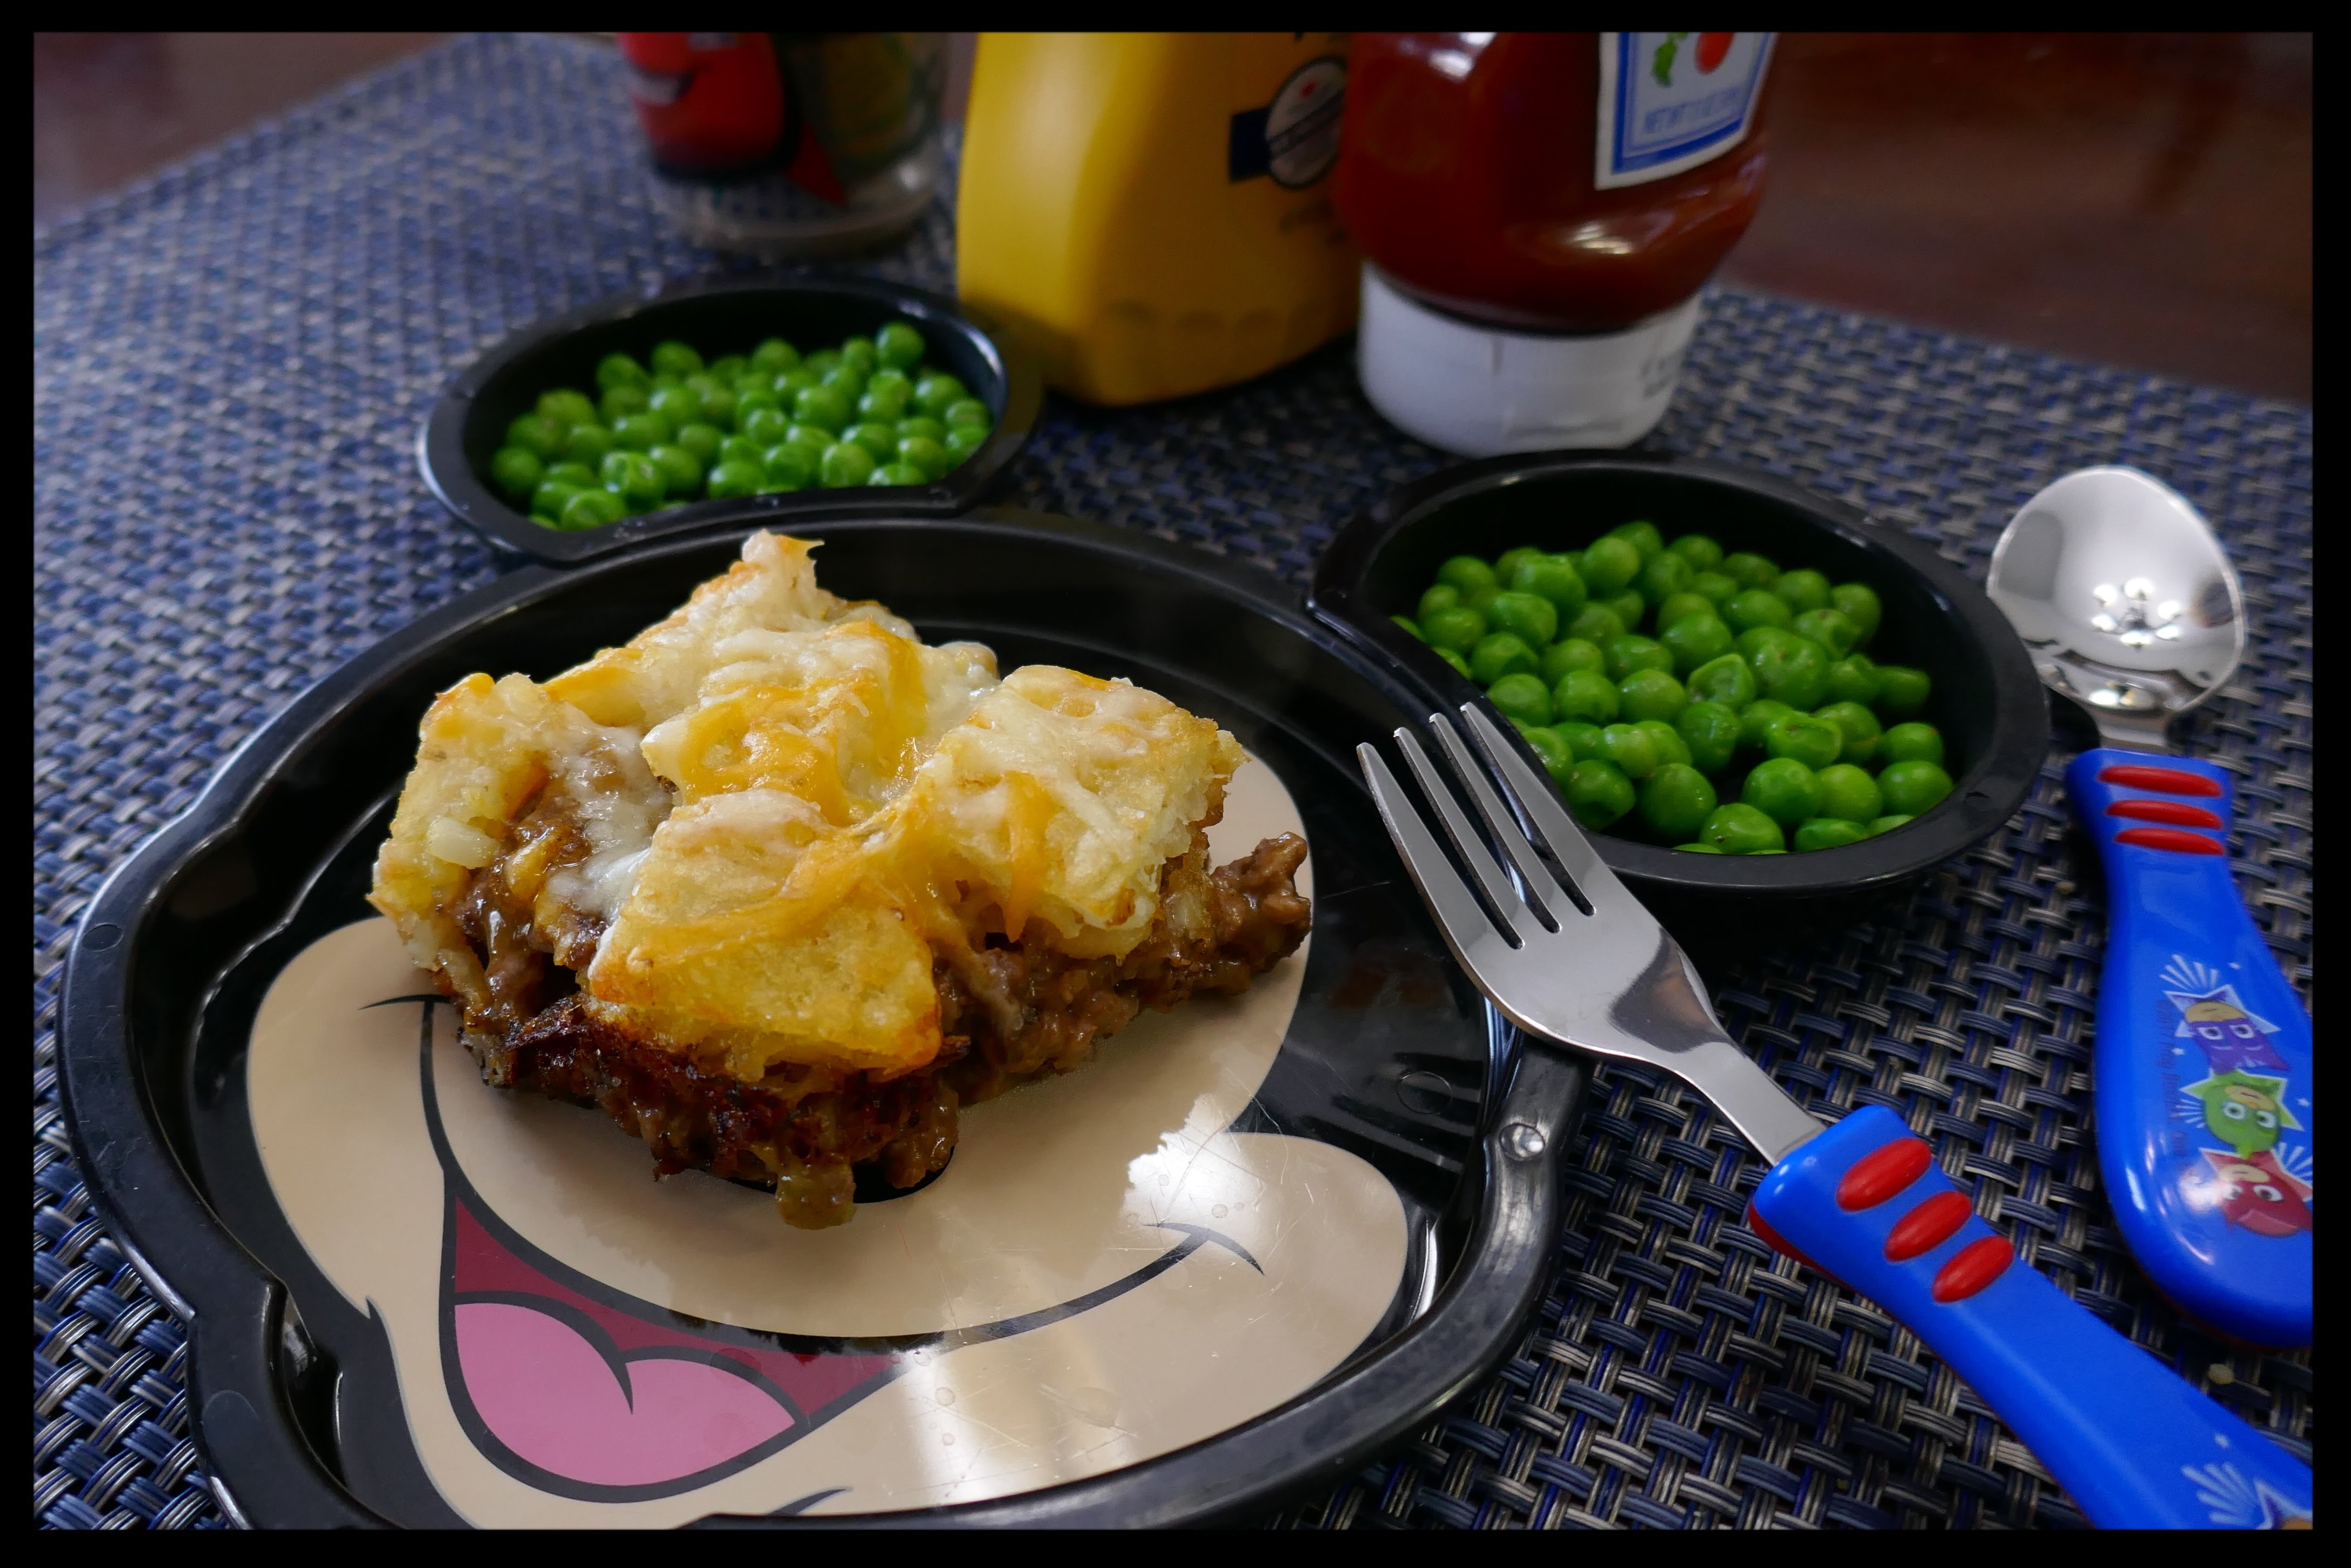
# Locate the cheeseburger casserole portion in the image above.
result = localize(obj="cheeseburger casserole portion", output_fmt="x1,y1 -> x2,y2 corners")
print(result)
370,532 -> 1311,1226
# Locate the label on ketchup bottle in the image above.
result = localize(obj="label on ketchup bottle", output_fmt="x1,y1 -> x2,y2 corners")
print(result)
1593,31 -> 1774,189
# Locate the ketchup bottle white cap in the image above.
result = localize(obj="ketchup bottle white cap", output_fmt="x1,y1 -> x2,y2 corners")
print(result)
1356,263 -> 1700,456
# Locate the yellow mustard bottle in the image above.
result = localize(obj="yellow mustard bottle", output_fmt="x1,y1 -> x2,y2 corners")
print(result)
957,32 -> 1359,406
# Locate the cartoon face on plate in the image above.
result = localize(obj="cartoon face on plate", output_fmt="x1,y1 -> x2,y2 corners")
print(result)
2192,1150 -> 2314,1240
244,759 -> 1411,1527
2167,986 -> 2289,1075
2182,1071 -> 2300,1158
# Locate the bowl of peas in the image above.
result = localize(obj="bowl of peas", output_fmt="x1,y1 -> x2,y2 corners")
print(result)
1311,451 -> 2047,903
421,272 -> 1042,564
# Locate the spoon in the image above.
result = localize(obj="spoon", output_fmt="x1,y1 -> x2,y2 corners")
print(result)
1989,466 -> 2310,1350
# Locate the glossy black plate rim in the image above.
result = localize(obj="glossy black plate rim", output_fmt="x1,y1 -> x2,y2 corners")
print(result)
1306,449 -> 2049,900
417,271 -> 1045,567
58,509 -> 1585,1529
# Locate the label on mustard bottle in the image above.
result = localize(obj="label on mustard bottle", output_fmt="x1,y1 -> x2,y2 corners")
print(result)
1593,31 -> 1774,189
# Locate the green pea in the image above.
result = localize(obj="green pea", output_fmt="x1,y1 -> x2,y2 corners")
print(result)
1670,533 -> 1725,570
600,450 -> 666,510
732,407 -> 790,450
1437,648 -> 1474,678
1619,669 -> 1688,725
1764,713 -> 1844,771
536,388 -> 598,432
839,336 -> 880,374
893,413 -> 945,447
1480,546 -> 1540,585
1518,723 -> 1575,786
599,383 -> 652,423
1422,606 -> 1488,653
1676,700 -> 1742,774
1605,520 -> 1665,562
1435,557 -> 1498,598
1660,612 -> 1735,675
647,383 -> 703,429
1411,586 -> 1458,625
1654,591 -> 1715,633
1825,653 -> 1882,708
858,383 -> 911,424
1487,591 -> 1559,649
1735,625 -> 1796,664
1701,802 -> 1785,855
1793,606 -> 1859,659
876,321 -> 926,371
1553,669 -> 1621,725
914,371 -> 970,418
1391,616 -> 1423,642
1539,638 -> 1605,685
1813,701 -> 1883,766
543,461 -> 598,491
843,422 -> 898,461
648,340 -> 702,378
1772,569 -> 1831,613
1742,757 -> 1822,827
1724,589 -> 1794,633
1602,589 -> 1647,631
672,422 -> 724,466
1813,763 -> 1884,824
1881,722 -> 1945,768
1595,723 -> 1661,781
1677,842 -> 1725,853
528,479 -> 582,521
802,349 -> 844,379
1565,759 -> 1637,829
897,434 -> 950,479
1634,719 -> 1692,769
1739,698 -> 1798,750
1564,603 -> 1625,645
1832,583 -> 1883,646
1641,763 -> 1718,841
865,365 -> 914,402
1721,551 -> 1780,590
784,422 -> 837,455
596,352 -> 650,392
1487,672 -> 1554,728
1638,551 -> 1693,604
1686,652 -> 1759,709
793,385 -> 854,433
1511,555 -> 1588,616
490,445 -> 544,500
820,364 -> 869,405
1465,587 -> 1508,621
704,354 -> 747,387
1599,635 -> 1668,682
944,399 -> 993,434
750,338 -> 800,375
1793,817 -> 1872,852
558,487 -> 626,530
1689,570 -> 1739,605
1470,632 -> 1539,684
1878,760 -> 1954,816
763,443 -> 816,491
870,461 -> 927,486
1554,721 -> 1605,762
504,412 -> 563,460
1868,814 -> 1916,836
717,435 -> 764,468
562,421 -> 616,466
650,371 -> 683,395
1751,636 -> 1831,710
1876,665 -> 1932,718
944,425 -> 987,463
646,443 -> 704,496
612,411 -> 671,451
775,366 -> 820,399
707,459 -> 764,499
697,382 -> 739,430
819,441 -> 878,488
1579,536 -> 1642,595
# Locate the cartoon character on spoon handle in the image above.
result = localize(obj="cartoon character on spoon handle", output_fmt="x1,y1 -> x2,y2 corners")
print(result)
1989,468 -> 2312,1350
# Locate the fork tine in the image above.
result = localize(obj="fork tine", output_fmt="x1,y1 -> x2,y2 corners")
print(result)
1390,725 -> 1538,942
1427,713 -> 1565,925
1356,742 -> 1509,948
1457,703 -> 1645,918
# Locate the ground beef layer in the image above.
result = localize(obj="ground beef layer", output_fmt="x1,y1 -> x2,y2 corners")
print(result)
452,831 -> 1311,1227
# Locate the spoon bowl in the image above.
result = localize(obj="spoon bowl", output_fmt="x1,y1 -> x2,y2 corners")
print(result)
1987,465 -> 2245,750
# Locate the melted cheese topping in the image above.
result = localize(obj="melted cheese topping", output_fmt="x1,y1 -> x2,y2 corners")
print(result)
370,531 -> 1244,1080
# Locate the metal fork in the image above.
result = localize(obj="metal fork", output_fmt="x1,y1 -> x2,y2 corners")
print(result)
1358,705 -> 2310,1531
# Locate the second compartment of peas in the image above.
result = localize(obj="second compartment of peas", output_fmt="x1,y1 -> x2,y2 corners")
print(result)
485,318 -> 998,531
1391,522 -> 1951,855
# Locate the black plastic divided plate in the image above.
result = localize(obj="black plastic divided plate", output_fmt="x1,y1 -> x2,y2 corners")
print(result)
58,510 -> 1588,1527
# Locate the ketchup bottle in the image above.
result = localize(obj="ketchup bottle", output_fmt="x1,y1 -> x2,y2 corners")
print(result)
1335,33 -> 1774,453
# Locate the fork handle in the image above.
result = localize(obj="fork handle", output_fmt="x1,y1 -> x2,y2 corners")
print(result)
1748,1105 -> 2311,1529
2064,749 -> 2312,1349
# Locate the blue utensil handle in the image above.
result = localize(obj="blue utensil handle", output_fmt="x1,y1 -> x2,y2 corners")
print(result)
2065,749 -> 2313,1349
1750,1105 -> 2312,1529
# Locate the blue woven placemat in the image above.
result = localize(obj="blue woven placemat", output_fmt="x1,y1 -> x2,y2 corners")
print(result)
34,34 -> 2312,1531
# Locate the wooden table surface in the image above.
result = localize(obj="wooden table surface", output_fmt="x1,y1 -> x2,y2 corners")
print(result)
32,31 -> 2312,402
